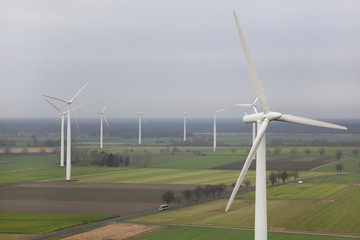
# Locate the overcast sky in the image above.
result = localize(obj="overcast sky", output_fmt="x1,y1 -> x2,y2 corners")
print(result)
1,0 -> 359,120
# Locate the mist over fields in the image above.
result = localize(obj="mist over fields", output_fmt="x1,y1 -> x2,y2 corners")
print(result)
0,118 -> 358,138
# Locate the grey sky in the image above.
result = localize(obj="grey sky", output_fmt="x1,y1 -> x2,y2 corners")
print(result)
1,0 -> 359,119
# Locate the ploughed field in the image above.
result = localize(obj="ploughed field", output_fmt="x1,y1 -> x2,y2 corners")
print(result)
0,182 -> 198,215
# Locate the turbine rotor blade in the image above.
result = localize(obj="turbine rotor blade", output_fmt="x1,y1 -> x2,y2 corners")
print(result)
70,82 -> 89,102
277,114 -> 347,130
104,115 -> 110,128
43,95 -> 67,104
225,119 -> 269,212
216,107 -> 229,114
208,106 -> 216,113
70,105 -> 80,132
233,10 -> 270,113
236,103 -> 253,107
102,104 -> 109,113
45,99 -> 63,114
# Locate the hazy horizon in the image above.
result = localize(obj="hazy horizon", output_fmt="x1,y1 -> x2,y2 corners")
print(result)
1,0 -> 359,119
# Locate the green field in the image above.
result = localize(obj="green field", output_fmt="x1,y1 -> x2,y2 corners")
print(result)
128,176 -> 360,235
135,225 -> 359,240
0,212 -> 116,234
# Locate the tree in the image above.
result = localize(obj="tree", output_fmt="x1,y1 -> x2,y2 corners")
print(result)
182,189 -> 193,204
193,186 -> 203,201
231,148 -> 236,155
335,150 -> 343,161
175,196 -> 182,207
289,171 -> 299,181
280,171 -> 289,184
22,147 -> 28,154
269,172 -> 277,186
203,185 -> 211,199
290,148 -> 297,156
273,147 -> 281,156
209,185 -> 217,197
304,149 -> 311,156
3,146 -> 11,156
161,190 -> 175,204
244,180 -> 251,190
335,163 -> 344,175
216,183 -> 227,196
318,148 -> 325,157
352,149 -> 359,158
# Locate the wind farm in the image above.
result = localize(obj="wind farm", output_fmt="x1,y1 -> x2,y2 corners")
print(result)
1,1 -> 360,240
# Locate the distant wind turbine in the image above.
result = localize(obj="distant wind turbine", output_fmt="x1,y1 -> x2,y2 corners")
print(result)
209,106 -> 228,152
236,97 -> 258,154
45,99 -> 66,167
43,82 -> 89,181
226,10 -> 346,240
183,110 -> 188,142
97,104 -> 110,149
137,109 -> 144,145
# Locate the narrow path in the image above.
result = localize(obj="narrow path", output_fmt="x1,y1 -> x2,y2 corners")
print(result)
310,156 -> 352,171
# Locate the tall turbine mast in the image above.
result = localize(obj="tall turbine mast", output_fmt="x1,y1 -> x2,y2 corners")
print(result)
97,104 -> 110,149
43,82 -> 89,181
209,106 -> 228,152
183,110 -> 188,141
137,110 -> 143,145
227,11 -> 347,240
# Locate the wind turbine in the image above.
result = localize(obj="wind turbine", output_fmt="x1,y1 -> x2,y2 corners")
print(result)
226,10 -> 347,240
137,109 -> 144,145
43,82 -> 89,181
45,99 -> 66,167
236,97 -> 258,155
97,104 -> 110,149
209,106 -> 228,152
183,110 -> 189,141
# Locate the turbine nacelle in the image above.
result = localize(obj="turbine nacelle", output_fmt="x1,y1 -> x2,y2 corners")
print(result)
243,111 -> 282,123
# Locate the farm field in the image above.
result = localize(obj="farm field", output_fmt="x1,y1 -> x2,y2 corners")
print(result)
1,132 -> 360,239
134,225 -> 360,240
127,175 -> 360,237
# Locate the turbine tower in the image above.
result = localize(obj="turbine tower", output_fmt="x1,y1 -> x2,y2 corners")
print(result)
97,104 -> 110,149
137,110 -> 144,145
226,11 -> 347,240
43,82 -> 89,181
209,106 -> 228,152
45,100 -> 66,167
183,110 -> 188,141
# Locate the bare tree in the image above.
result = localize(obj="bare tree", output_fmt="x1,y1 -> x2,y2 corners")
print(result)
335,150 -> 343,161
352,149 -> 359,158
193,186 -> 203,201
336,163 -> 344,175
273,147 -> 281,156
232,148 -> 236,155
280,171 -> 289,184
216,183 -> 227,196
318,148 -> 325,157
269,172 -> 277,186
182,189 -> 193,204
304,149 -> 311,156
244,180 -> 251,190
161,190 -> 175,204
290,148 -> 297,156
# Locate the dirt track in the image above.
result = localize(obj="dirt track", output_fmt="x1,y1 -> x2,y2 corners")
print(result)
0,182 -> 198,215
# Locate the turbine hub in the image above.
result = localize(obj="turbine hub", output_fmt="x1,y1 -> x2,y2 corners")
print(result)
243,111 -> 282,123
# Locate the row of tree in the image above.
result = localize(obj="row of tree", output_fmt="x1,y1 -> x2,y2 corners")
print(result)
268,171 -> 299,186
161,184 -> 228,205
71,148 -> 151,168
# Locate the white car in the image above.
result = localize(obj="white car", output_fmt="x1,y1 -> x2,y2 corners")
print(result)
158,204 -> 168,211
297,180 -> 303,184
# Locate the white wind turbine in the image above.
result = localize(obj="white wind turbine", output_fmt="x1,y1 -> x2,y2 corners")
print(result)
236,97 -> 258,158
183,110 -> 189,142
43,82 -> 89,181
209,106 -> 228,152
226,10 -> 347,240
137,109 -> 144,145
97,104 -> 110,149
45,100 -> 66,167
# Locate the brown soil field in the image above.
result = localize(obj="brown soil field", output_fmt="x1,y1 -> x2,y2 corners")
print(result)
63,223 -> 161,240
7,147 -> 54,153
0,182 -> 198,215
